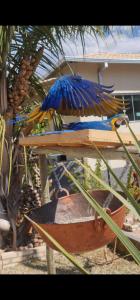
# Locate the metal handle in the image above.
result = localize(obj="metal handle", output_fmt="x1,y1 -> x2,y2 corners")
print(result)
94,208 -> 112,232
55,188 -> 69,199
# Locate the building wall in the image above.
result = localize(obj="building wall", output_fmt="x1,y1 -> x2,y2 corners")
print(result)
60,62 -> 140,92
61,63 -> 99,81
98,63 -> 140,91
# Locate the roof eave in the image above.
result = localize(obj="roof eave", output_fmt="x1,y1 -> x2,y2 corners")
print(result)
65,56 -> 140,64
44,56 -> 140,79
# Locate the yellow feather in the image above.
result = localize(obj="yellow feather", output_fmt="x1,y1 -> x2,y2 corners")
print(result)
100,102 -> 112,115
102,99 -> 122,114
28,106 -> 40,118
26,111 -> 43,123
93,104 -> 102,116
46,109 -> 54,120
38,111 -> 48,123
101,103 -> 116,115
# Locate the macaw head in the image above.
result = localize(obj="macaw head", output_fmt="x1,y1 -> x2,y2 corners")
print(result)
109,113 -> 129,130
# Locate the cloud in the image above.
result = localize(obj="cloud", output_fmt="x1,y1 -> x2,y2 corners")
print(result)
62,27 -> 140,56
40,26 -> 140,78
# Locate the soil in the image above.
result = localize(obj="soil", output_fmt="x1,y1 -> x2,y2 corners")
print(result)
1,247 -> 140,274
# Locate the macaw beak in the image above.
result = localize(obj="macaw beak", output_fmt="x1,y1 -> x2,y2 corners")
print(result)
114,115 -> 129,127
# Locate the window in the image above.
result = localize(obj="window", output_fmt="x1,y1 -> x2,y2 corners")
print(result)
122,95 -> 133,121
133,95 -> 140,120
113,94 -> 140,121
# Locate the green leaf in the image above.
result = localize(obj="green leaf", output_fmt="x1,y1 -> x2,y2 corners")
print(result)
6,26 -> 114,102
23,146 -> 28,182
115,128 -> 140,178
8,142 -> 13,194
90,143 -> 140,217
75,159 -> 140,220
125,121 -> 140,154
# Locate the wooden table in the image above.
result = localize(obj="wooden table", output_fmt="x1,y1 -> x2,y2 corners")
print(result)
19,129 -> 140,160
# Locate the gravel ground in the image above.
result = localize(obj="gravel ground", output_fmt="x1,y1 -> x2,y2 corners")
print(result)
1,247 -> 140,274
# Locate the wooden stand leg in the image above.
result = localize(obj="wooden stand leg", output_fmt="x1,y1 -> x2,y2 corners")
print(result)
47,246 -> 56,274
39,154 -> 56,274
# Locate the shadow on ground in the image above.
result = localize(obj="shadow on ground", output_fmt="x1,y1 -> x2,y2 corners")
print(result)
22,260 -> 81,274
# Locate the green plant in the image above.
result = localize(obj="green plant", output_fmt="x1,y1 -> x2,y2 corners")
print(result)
126,166 -> 140,204
93,159 -> 104,189
82,159 -> 104,190
90,143 -> 140,218
76,159 -> 140,220
127,166 -> 133,189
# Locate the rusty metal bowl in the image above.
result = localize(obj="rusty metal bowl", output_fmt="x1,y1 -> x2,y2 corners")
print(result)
28,190 -> 126,253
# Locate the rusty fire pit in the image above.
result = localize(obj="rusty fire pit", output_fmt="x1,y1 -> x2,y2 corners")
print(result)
28,190 -> 126,253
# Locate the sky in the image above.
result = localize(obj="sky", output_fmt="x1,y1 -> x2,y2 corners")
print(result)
39,26 -> 140,78
62,26 -> 140,56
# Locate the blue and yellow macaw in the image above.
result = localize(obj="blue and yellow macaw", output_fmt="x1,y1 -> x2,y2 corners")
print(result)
8,74 -> 128,131
25,74 -> 127,124
62,114 -> 129,131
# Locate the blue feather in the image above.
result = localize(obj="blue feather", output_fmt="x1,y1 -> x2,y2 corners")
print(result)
76,85 -> 101,106
69,84 -> 88,108
66,82 -> 77,109
40,75 -> 116,115
67,114 -> 128,131
7,115 -> 27,125
64,81 -> 84,110
68,121 -> 112,131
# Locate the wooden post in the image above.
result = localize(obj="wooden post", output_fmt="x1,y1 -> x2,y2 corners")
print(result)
39,154 -> 56,274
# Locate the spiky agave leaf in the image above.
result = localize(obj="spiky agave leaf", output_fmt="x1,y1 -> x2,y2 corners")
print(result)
115,128 -> 140,178
75,158 -> 140,220
91,142 -> 140,217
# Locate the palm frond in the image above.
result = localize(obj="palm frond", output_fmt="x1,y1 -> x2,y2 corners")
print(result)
0,26 -> 15,71
6,26 -> 112,103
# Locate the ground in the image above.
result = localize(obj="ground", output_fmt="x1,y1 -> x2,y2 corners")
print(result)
1,247 -> 140,274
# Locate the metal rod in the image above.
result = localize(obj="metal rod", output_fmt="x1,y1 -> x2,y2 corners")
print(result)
107,168 -> 111,186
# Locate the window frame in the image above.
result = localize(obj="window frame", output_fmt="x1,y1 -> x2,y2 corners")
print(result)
113,93 -> 140,122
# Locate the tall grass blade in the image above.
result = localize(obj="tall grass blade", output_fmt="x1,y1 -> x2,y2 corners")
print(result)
90,143 -> 140,216
115,128 -> 140,178
126,121 -> 140,154
23,146 -> 28,181
8,142 -> 13,194
75,158 -> 140,220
